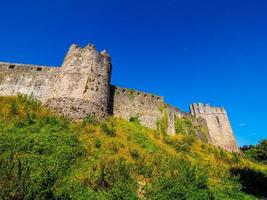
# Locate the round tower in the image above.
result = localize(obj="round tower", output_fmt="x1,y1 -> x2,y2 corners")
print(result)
48,43 -> 112,119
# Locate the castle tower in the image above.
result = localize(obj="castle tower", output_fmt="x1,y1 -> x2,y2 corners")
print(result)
46,44 -> 112,120
190,103 -> 239,152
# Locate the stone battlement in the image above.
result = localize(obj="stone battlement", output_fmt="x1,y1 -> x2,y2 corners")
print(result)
190,103 -> 226,116
63,44 -> 111,68
190,103 -> 238,152
113,86 -> 163,102
0,62 -> 57,72
0,42 -> 239,152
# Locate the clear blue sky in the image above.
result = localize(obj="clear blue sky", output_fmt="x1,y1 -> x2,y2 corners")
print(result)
0,0 -> 266,146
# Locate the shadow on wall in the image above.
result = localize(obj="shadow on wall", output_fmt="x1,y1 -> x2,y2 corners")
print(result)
230,167 -> 267,198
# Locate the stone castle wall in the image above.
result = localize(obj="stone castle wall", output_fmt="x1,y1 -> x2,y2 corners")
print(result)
111,86 -> 188,135
190,103 -> 238,152
111,86 -> 164,130
0,62 -> 58,102
0,43 -> 239,152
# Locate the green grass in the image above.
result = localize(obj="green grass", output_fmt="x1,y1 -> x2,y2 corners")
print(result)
0,96 -> 266,199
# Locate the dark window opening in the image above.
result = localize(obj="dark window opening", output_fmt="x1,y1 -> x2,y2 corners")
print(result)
9,65 -> 15,69
36,67 -> 42,71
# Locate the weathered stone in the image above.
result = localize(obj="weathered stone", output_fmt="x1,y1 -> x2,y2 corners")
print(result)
0,42 -> 239,152
190,103 -> 239,152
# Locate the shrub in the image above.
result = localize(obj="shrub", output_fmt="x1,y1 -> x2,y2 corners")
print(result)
129,116 -> 140,124
94,158 -> 134,191
156,109 -> 169,135
127,90 -> 135,101
130,149 -> 139,160
101,121 -> 116,137
145,159 -> 213,200
94,138 -> 102,149
242,140 -> 267,164
83,114 -> 99,125
8,99 -> 18,116
0,114 -> 85,199
110,141 -> 119,153
175,117 -> 187,135
163,135 -> 195,152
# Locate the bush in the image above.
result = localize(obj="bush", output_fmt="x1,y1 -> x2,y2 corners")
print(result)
101,121 -> 116,137
242,140 -> 267,164
130,149 -> 139,160
156,109 -> 169,135
0,96 -> 265,199
129,116 -> 140,124
83,114 -> 99,125
163,135 -> 195,152
8,99 -> 18,116
0,114 -> 85,199
145,159 -> 213,200
94,138 -> 102,148
110,141 -> 119,153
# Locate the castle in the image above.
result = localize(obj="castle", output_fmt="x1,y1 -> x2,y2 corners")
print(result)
0,43 -> 239,152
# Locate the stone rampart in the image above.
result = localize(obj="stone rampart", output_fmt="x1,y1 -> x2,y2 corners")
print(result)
45,97 -> 108,120
0,42 -> 239,152
190,103 -> 239,152
111,86 -> 164,130
0,62 -> 58,101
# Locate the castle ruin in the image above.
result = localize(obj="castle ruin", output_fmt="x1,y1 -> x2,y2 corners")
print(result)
0,43 -> 239,152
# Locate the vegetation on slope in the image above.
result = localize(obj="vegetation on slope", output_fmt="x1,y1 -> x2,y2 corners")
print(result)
241,140 -> 267,164
0,96 -> 266,199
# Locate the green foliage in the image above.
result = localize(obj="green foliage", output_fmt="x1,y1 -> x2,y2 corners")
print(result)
127,89 -> 135,101
231,167 -> 267,199
156,109 -> 169,135
0,114 -> 85,199
175,117 -> 208,142
83,114 -> 99,125
175,117 -> 209,143
8,99 -> 18,116
242,140 -> 267,164
133,131 -> 159,152
129,116 -> 140,124
94,138 -> 102,148
0,96 -> 265,199
174,117 -> 188,135
100,120 -> 116,137
211,175 -> 257,200
145,159 -> 213,200
163,135 -> 195,152
130,149 -> 140,160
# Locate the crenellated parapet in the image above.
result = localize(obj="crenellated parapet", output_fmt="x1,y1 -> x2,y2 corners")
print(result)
50,43 -> 112,119
61,44 -> 111,73
0,62 -> 58,101
190,103 -> 227,116
190,103 -> 238,152
0,41 -> 239,152
0,62 -> 57,73
111,86 -> 164,129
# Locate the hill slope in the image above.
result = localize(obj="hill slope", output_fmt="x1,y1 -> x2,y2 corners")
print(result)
0,96 -> 266,199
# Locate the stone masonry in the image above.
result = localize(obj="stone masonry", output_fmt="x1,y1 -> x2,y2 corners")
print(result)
0,43 -> 239,152
190,103 -> 238,152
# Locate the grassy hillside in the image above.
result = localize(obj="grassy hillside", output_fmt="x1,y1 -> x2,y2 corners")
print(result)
0,96 -> 266,200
